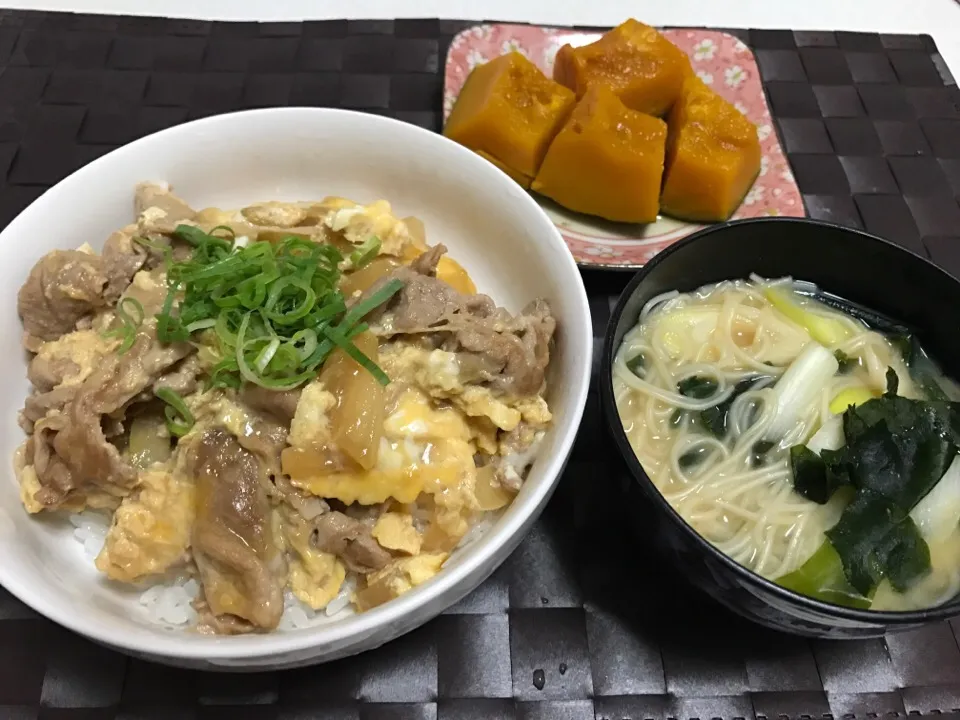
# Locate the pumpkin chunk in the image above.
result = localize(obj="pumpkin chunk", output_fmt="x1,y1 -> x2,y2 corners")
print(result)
531,85 -> 667,224
553,19 -> 692,117
660,76 -> 762,222
475,150 -> 532,189
444,52 -> 575,182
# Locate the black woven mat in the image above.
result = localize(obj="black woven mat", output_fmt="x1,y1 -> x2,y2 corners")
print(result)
0,10 -> 959,720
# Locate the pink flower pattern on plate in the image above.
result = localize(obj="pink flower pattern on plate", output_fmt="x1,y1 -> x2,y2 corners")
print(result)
443,24 -> 805,269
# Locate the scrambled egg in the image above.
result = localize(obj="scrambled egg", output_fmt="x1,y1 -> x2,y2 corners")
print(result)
288,380 -> 336,448
286,340 -> 552,556
191,207 -> 251,233
435,257 -> 476,295
33,329 -> 118,388
137,207 -> 168,232
457,387 -> 523,431
372,511 -> 421,555
242,202 -> 308,228
95,468 -> 195,582
290,387 -> 480,509
122,269 -> 169,318
186,395 -> 262,446
381,345 -> 553,433
15,446 -> 44,515
282,510 -> 346,610
353,552 -> 448,612
323,199 -> 413,256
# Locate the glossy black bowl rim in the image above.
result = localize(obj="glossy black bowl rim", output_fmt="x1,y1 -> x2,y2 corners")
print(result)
600,216 -> 960,625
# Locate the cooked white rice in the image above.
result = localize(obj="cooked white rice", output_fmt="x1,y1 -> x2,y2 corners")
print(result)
69,511 -> 111,560
139,575 -> 200,627
277,575 -> 358,631
70,506 -> 501,631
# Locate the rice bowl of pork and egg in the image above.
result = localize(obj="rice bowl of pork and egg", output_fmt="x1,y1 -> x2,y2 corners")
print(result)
0,108 -> 592,670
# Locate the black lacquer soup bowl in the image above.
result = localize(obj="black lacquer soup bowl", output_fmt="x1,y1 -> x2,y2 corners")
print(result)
600,217 -> 960,639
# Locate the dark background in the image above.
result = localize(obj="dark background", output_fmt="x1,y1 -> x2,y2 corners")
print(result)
0,10 -> 958,720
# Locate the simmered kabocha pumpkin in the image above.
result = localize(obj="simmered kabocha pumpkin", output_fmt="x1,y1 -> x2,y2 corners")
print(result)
474,150 -> 533,189
660,76 -> 762,222
444,52 -> 576,185
553,20 -> 692,117
532,86 -> 667,224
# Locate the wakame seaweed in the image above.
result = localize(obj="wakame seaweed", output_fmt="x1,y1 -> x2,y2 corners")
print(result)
675,374 -> 772,439
679,446 -> 713,472
789,445 -> 848,504
698,375 -> 771,438
627,353 -> 646,378
789,368 -> 960,597
677,376 -> 718,399
812,289 -> 911,337
749,440 -> 775,468
891,333 -> 950,402
834,350 -> 857,374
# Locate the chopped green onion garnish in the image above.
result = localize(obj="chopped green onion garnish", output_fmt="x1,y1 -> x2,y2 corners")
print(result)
186,318 -> 217,333
174,224 -> 229,250
133,235 -> 174,265
118,296 -> 145,327
103,297 -> 145,354
256,337 -> 281,372
150,225 -> 401,389
343,278 -> 404,329
322,325 -> 390,385
155,387 -> 195,437
209,225 -> 236,239
349,236 -> 381,268
291,328 -> 318,360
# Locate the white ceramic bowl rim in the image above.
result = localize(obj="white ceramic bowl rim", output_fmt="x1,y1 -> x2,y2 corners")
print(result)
0,107 -> 593,661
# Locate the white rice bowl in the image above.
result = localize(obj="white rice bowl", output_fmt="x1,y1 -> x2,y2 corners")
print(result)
0,108 -> 592,670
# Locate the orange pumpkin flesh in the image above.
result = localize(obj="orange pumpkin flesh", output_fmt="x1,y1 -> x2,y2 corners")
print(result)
532,85 -> 667,224
553,20 -> 692,117
660,76 -> 762,222
475,150 -> 533,189
443,52 -> 575,183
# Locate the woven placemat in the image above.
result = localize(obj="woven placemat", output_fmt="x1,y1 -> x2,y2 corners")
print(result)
0,11 -> 958,720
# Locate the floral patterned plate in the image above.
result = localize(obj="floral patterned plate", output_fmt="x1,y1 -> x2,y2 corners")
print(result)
443,24 -> 805,269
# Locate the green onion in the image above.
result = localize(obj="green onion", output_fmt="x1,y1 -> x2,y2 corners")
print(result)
214,308 -> 242,347
343,278 -> 404,329
209,356 -> 241,390
264,276 -> 316,325
174,224 -> 230,251
292,329 -> 318,360
238,276 -> 272,309
256,337 -> 281,372
118,297 -> 145,327
350,236 -> 381,268
133,235 -> 174,265
186,318 -> 217,333
150,225 -> 402,389
212,285 -> 242,309
103,297 -> 145,354
321,323 -> 390,385
209,225 -> 236,239
156,280 -> 188,343
155,387 -> 195,437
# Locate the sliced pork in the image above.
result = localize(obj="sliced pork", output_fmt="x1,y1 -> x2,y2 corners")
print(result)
190,428 -> 284,632
18,250 -> 110,343
363,244 -> 556,396
313,510 -> 392,574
